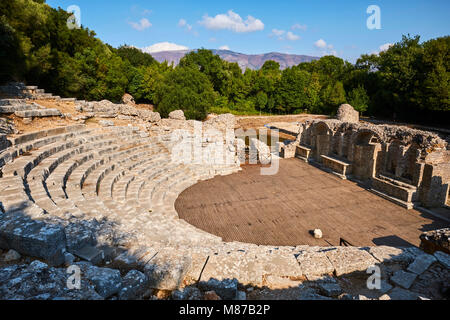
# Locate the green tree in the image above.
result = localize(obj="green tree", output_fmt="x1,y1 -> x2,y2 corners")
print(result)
416,36 -> 449,112
154,66 -> 216,120
128,62 -> 171,103
277,67 -> 311,113
320,81 -> 347,114
347,85 -> 369,114
179,49 -> 229,95
116,45 -> 157,67
0,16 -> 26,82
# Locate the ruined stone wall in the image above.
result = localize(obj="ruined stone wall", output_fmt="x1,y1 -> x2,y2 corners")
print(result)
294,119 -> 449,209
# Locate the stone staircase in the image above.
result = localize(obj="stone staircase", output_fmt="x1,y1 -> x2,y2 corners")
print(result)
0,98 -> 61,118
0,82 -> 64,101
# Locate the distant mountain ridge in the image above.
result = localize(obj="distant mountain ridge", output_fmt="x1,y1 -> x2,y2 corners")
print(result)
148,49 -> 319,70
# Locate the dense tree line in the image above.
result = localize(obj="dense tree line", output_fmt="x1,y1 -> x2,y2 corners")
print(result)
0,0 -> 448,124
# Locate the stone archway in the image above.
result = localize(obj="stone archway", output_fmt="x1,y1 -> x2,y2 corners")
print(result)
352,130 -> 382,181
400,143 -> 421,184
314,122 -> 332,161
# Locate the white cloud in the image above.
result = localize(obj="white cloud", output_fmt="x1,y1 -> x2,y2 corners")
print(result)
314,39 -> 337,56
286,31 -> 300,41
370,43 -> 394,55
269,29 -> 285,41
270,29 -> 300,41
199,10 -> 264,33
142,42 -> 189,53
270,29 -> 285,37
129,18 -> 152,31
291,23 -> 307,31
314,39 -> 327,49
379,43 -> 393,52
178,18 -> 193,31
219,45 -> 230,50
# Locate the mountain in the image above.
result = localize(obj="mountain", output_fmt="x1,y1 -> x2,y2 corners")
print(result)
148,49 -> 319,70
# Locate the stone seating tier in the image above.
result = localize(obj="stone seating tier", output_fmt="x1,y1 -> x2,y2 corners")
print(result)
0,124 -> 449,300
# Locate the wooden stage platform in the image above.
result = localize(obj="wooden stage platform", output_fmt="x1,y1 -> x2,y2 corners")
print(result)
175,159 -> 449,247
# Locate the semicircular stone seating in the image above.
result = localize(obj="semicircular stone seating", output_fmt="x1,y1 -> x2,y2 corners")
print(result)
0,124 -> 442,294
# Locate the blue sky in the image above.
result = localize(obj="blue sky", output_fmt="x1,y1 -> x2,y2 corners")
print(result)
47,0 -> 450,62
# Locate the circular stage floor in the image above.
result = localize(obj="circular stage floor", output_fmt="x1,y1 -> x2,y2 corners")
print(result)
175,159 -> 449,247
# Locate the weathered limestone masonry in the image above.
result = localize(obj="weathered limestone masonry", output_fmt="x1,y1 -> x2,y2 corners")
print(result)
280,106 -> 449,211
0,109 -> 449,300
0,82 -> 62,100
0,118 -> 15,152
420,228 -> 450,255
0,99 -> 62,119
75,99 -> 161,123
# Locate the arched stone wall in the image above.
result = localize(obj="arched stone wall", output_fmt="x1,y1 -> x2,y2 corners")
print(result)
352,130 -> 382,180
314,122 -> 333,161
292,119 -> 449,209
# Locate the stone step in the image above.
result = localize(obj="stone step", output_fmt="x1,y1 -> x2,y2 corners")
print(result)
15,109 -> 62,118
0,99 -> 27,106
0,124 -> 257,272
27,141 -> 121,217
371,175 -> 419,209
82,146 -> 162,199
0,105 -> 36,114
10,124 -> 88,146
27,134 -> 117,182
131,164 -> 183,208
65,142 -> 158,218
2,127 -> 138,177
8,131 -> 144,219
113,159 -> 171,204
99,153 -> 168,201
60,98 -> 77,102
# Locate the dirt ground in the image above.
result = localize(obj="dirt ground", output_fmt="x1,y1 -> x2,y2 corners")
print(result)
2,98 -> 328,138
236,114 -> 328,131
1,99 -> 155,136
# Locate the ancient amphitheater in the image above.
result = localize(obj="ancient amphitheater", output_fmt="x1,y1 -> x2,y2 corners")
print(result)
0,84 -> 449,300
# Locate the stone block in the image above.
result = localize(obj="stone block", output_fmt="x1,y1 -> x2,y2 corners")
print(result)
198,278 -> 238,300
144,249 -> 192,291
296,250 -> 334,278
169,110 -> 186,121
317,281 -> 343,297
386,287 -> 419,300
368,246 -> 416,264
407,254 -> 437,275
73,245 -> 104,265
325,247 -> 377,276
390,270 -> 417,289
118,270 -> 149,300
85,266 -> 122,298
434,251 -> 450,269
336,104 -> 359,123
0,212 -> 66,266
200,251 -> 262,286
